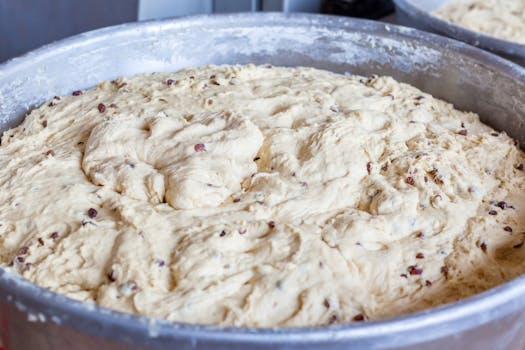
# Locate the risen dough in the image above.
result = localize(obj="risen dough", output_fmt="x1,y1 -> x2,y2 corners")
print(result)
1,65 -> 525,327
435,0 -> 525,44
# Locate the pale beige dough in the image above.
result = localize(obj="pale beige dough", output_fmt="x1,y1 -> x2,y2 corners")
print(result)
1,65 -> 525,327
435,0 -> 525,44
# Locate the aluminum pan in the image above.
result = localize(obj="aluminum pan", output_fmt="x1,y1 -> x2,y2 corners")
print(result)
394,0 -> 525,66
1,12 -> 525,349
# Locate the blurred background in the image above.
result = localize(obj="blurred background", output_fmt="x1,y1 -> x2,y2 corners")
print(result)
0,0 -> 394,63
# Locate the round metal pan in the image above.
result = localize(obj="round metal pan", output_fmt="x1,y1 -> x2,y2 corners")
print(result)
1,13 -> 525,350
393,0 -> 525,66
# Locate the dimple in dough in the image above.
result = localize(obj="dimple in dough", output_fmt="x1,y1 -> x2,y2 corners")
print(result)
0,64 -> 525,327
435,0 -> 525,44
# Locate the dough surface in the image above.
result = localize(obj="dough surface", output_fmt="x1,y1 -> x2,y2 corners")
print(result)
435,0 -> 525,44
1,65 -> 525,327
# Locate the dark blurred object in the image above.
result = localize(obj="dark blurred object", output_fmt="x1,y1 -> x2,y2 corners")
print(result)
323,0 -> 394,19
0,0 -> 138,63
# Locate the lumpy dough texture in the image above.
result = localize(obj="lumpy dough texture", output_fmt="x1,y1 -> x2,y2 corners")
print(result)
1,65 -> 525,327
82,112 -> 263,209
435,0 -> 525,44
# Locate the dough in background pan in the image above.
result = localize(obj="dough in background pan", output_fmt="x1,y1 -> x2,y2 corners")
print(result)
435,0 -> 525,44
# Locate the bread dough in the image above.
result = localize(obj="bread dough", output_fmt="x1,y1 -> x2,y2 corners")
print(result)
435,0 -> 525,44
1,65 -> 525,327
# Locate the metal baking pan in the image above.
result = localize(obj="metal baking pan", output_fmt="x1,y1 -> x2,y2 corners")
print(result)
1,12 -> 525,350
394,0 -> 525,66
